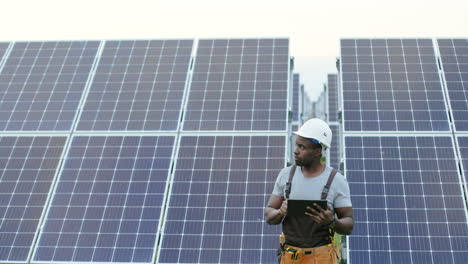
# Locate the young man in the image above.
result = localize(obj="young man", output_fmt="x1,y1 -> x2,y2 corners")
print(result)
265,118 -> 353,264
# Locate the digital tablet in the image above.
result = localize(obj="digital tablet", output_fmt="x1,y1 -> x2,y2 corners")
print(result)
287,199 -> 328,216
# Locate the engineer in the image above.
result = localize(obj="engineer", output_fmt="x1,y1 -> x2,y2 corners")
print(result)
265,118 -> 354,264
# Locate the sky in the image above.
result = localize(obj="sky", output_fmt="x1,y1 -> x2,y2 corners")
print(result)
2,0 -> 467,100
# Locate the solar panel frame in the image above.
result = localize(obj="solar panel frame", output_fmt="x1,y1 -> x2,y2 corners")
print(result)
182,38 -> 290,132
32,135 -> 177,264
437,38 -> 468,132
0,41 -> 101,131
157,134 -> 286,264
0,136 -> 68,263
340,38 -> 452,132
344,135 -> 468,264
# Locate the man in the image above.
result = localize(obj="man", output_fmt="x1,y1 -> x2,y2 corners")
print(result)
265,118 -> 353,264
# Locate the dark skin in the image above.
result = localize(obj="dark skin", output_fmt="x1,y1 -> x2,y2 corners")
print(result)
264,136 -> 354,235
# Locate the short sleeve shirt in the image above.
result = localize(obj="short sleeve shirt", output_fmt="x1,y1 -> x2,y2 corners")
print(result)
272,166 -> 352,208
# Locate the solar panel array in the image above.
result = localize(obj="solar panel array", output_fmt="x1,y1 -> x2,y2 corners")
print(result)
341,38 -> 468,264
341,39 -> 450,132
438,39 -> 468,132
0,38 -> 290,264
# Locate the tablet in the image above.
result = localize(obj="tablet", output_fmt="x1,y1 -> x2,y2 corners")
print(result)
287,199 -> 328,216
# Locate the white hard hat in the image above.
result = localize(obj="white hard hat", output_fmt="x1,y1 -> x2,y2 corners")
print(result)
293,118 -> 332,149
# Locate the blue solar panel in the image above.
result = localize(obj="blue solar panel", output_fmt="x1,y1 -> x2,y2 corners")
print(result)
33,136 -> 175,263
341,39 -> 450,132
0,136 -> 66,262
438,39 -> 468,131
183,38 -> 289,131
292,73 -> 300,122
0,41 -> 100,131
159,135 -> 285,263
77,40 -> 193,131
328,74 -> 339,122
329,124 -> 340,170
345,136 -> 468,264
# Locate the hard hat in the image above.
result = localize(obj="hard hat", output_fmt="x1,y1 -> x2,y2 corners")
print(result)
293,118 -> 332,149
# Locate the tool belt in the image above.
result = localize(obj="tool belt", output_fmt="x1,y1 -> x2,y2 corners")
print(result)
277,242 -> 340,263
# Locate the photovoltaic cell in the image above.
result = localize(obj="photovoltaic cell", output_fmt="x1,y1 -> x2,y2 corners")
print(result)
183,38 -> 289,131
0,136 -> 66,262
0,41 -> 99,131
33,136 -> 175,263
341,39 -> 450,132
329,124 -> 340,170
77,40 -> 193,131
328,74 -> 339,122
437,39 -> 468,131
345,136 -> 468,264
292,73 -> 300,122
159,135 -> 285,263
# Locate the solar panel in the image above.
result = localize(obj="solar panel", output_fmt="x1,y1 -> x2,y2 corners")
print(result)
328,74 -> 339,122
77,40 -> 193,131
33,136 -> 175,263
345,136 -> 468,264
0,136 -> 67,262
158,135 -> 285,264
0,41 -> 100,131
341,39 -> 450,132
183,38 -> 289,131
292,73 -> 300,122
437,39 -> 468,131
329,123 -> 340,170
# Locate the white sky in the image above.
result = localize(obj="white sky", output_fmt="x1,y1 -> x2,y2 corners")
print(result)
2,0 -> 468,100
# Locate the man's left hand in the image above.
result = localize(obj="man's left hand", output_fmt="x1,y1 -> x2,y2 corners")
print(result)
305,203 -> 334,226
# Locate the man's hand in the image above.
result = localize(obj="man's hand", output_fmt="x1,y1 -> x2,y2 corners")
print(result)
278,200 -> 288,216
305,203 -> 334,226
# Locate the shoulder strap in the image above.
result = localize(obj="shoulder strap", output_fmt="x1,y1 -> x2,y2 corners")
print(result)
321,168 -> 337,200
285,165 -> 296,199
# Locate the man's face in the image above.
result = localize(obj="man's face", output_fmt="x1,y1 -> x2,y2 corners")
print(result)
294,136 -> 322,166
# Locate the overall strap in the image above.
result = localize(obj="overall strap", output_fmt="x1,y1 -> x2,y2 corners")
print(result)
285,165 -> 296,199
321,168 -> 337,200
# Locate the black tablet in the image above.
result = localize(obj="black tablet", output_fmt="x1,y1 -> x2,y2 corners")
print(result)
287,199 -> 328,216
